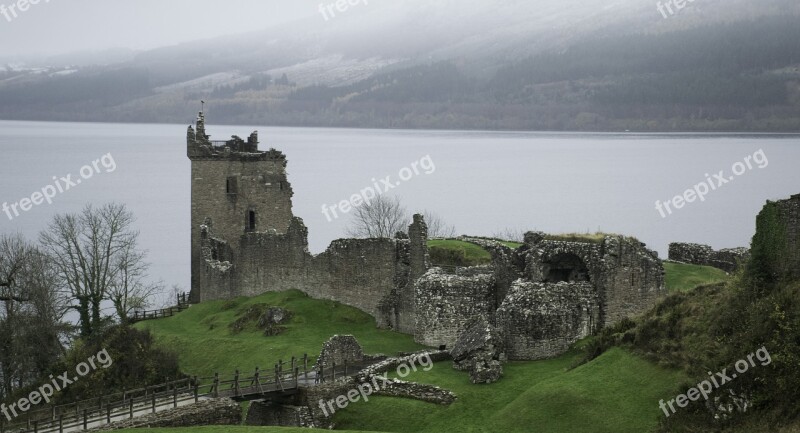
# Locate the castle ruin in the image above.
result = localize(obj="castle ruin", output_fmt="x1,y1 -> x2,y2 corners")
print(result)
187,114 -> 667,361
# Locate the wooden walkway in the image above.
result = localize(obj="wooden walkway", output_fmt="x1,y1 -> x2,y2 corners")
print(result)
1,355 -> 373,433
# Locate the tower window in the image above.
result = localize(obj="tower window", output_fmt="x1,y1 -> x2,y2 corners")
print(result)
226,177 -> 238,195
247,210 -> 256,232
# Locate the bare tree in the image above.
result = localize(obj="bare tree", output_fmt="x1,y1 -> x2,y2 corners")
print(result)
421,210 -> 457,238
0,235 -> 69,400
39,203 -> 140,336
108,241 -> 163,323
492,227 -> 528,242
346,195 -> 410,239
0,234 -> 32,303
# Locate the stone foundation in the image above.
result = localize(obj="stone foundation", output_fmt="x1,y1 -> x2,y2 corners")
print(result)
88,398 -> 241,431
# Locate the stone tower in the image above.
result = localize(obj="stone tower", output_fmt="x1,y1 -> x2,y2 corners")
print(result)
187,111 -> 294,302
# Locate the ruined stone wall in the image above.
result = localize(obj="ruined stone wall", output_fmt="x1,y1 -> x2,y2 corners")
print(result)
599,236 -> 665,326
392,215 -> 431,334
521,233 -> 665,327
496,281 -> 598,360
669,242 -> 750,273
775,194 -> 800,280
459,237 -> 523,307
315,335 -> 366,368
750,194 -> 800,282
414,269 -> 496,347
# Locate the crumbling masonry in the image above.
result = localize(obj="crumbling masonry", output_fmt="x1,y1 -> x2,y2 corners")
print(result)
187,115 -> 667,362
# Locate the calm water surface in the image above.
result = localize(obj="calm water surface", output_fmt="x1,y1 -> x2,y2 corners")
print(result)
1,120 -> 798,292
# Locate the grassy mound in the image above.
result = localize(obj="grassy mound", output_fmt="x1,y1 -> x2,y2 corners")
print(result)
664,261 -> 730,293
134,290 -> 424,377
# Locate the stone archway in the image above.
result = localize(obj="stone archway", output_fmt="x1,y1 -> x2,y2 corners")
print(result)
543,253 -> 590,283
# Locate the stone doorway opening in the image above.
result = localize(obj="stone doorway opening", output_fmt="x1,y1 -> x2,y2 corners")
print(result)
544,253 -> 590,283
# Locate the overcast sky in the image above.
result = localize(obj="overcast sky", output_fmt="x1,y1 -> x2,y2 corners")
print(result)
0,0 -> 322,58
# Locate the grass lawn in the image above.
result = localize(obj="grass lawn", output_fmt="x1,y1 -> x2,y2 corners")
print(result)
427,239 -> 493,266
334,346 -> 685,433
116,428 -> 382,433
664,261 -> 730,293
134,290 -> 424,377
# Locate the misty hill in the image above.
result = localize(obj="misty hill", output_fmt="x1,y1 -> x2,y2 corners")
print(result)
1,0 -> 799,131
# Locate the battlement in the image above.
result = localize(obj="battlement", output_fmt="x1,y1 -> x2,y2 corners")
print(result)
187,111 -> 285,163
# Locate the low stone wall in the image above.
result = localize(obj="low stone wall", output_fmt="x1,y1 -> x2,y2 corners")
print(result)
88,398 -> 241,431
302,349 -> 454,429
373,378 -> 456,405
669,242 -> 750,273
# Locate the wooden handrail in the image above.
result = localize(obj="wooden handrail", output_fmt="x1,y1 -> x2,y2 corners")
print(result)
1,354 -> 368,433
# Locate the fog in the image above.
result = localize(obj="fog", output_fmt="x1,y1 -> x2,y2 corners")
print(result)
0,0 -> 318,58
0,0 -> 651,62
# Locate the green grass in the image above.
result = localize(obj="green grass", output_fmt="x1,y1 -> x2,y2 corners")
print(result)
499,241 -> 523,249
664,261 -> 730,293
134,290 -> 424,377
134,276 -> 702,433
427,239 -> 493,266
116,428 -> 381,433
334,346 -> 685,433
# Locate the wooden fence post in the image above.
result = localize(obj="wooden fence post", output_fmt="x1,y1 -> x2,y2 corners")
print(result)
106,404 -> 111,424
59,414 -> 64,433
234,370 -> 241,397
33,421 -> 38,433
129,399 -> 134,419
173,386 -> 178,408
332,361 -> 336,381
213,373 -> 219,398
151,394 -> 156,413
83,409 -> 87,430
